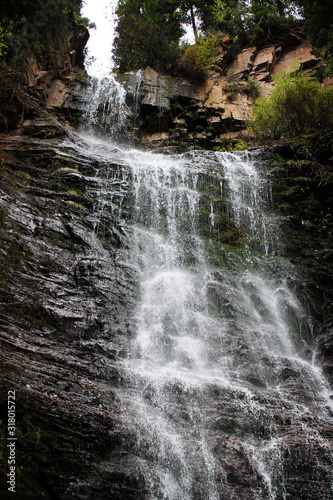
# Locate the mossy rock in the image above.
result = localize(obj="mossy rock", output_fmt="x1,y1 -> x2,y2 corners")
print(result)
22,118 -> 65,139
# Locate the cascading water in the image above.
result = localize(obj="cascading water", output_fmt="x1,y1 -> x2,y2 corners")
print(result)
61,131 -> 333,498
80,0 -> 143,140
59,2 -> 333,498
82,76 -> 130,136
106,146 -> 332,499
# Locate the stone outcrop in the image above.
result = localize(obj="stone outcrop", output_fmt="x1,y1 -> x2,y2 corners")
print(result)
0,26 -> 89,134
40,28 -> 322,153
119,34 -> 320,151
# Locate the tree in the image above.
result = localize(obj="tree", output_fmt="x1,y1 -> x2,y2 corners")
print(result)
179,1 -> 216,38
0,0 -> 84,61
208,0 -> 249,46
112,0 -> 333,75
294,0 -> 333,53
113,0 -> 186,72
187,1 -> 295,48
246,0 -> 294,45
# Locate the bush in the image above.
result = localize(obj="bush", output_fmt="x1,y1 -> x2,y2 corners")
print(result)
248,9 -> 292,46
249,71 -> 333,139
242,77 -> 261,99
177,33 -> 221,82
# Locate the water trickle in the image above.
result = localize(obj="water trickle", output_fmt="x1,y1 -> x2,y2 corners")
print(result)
81,76 -> 130,137
216,150 -> 279,255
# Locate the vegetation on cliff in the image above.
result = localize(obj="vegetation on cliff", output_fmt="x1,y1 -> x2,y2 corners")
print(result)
249,69 -> 333,187
113,0 -> 330,76
250,71 -> 333,140
0,0 -> 91,130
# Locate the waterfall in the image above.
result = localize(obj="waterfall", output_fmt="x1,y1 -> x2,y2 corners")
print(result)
79,71 -> 144,140
79,1 -> 143,140
109,146 -> 333,499
81,75 -> 130,137
63,132 -> 333,498
58,3 -> 333,497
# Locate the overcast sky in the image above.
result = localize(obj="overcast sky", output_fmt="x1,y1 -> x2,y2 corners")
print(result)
81,0 -> 118,76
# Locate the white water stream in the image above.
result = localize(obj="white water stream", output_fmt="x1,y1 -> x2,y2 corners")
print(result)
64,133 -> 333,498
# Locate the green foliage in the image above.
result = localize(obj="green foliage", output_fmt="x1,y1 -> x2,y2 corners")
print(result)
249,71 -> 333,139
0,20 -> 14,58
177,33 -> 221,81
247,0 -> 294,46
316,57 -> 333,81
113,0 -> 185,72
200,0 -> 294,50
209,0 -> 249,49
224,69 -> 241,99
0,1 -> 86,62
113,0 -> 332,76
295,0 -> 333,54
242,77 -> 261,99
112,0 -> 332,76
179,1 -> 216,36
224,73 -> 261,101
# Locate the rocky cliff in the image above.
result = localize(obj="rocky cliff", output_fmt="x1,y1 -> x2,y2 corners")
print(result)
0,128 -> 139,498
0,23 -> 333,500
0,127 -> 332,498
0,25 -> 89,134
118,28 -> 321,151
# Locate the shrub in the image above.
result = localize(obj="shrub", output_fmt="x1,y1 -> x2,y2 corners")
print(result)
249,71 -> 333,139
242,77 -> 261,99
177,33 -> 221,82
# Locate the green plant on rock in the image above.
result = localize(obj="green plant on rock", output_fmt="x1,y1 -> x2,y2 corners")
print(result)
0,20 -> 13,58
177,33 -> 221,82
242,76 -> 261,99
232,139 -> 249,151
247,3 -> 293,46
224,69 -> 241,100
249,71 -> 333,140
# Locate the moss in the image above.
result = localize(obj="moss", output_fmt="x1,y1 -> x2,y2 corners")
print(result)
65,200 -> 86,211
66,188 -> 84,197
23,120 -> 65,139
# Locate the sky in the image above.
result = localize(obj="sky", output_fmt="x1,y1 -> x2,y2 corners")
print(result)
81,0 -> 118,76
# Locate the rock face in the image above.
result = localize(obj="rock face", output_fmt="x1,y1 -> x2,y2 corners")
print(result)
0,26 -> 89,134
118,34 -> 320,151
0,22 -> 333,500
42,29 -> 321,152
0,124 -> 332,499
267,146 -> 333,384
0,127 -> 139,498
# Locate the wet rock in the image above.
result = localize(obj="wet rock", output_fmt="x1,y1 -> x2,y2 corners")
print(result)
0,130 -> 137,498
0,134 -> 332,500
